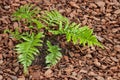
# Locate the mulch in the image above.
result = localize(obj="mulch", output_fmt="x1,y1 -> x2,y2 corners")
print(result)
0,0 -> 120,80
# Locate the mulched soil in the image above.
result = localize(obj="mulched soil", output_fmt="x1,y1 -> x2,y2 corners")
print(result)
0,0 -> 120,80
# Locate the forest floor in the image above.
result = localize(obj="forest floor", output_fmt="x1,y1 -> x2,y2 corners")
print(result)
0,0 -> 120,80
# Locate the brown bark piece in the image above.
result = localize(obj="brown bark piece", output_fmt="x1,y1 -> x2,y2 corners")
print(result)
69,1 -> 80,8
44,69 -> 53,78
95,1 -> 105,8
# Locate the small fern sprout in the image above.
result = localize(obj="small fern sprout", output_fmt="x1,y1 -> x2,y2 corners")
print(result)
45,41 -> 62,67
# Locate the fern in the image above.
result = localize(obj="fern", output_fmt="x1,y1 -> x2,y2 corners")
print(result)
15,32 -> 44,74
42,11 -> 103,47
8,5 -> 103,75
45,41 -> 62,67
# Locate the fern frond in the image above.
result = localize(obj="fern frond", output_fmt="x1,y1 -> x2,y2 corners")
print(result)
49,21 -> 65,35
13,4 -> 39,24
31,19 -> 44,29
45,41 -> 62,67
49,21 -> 103,47
15,32 -> 44,74
78,26 -> 103,47
41,10 -> 68,26
65,25 -> 103,47
4,29 -> 22,40
13,4 -> 43,29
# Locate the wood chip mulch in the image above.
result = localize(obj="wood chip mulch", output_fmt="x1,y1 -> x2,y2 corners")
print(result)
0,0 -> 120,80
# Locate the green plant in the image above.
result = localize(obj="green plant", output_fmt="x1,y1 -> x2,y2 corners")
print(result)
46,41 -> 62,67
6,4 -> 103,75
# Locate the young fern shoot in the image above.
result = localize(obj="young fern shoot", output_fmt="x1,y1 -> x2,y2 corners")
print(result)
45,41 -> 62,67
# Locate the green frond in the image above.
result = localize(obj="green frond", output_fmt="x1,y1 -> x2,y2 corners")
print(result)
65,24 -> 103,47
15,32 -> 44,74
49,21 -> 65,35
78,26 -> 103,47
32,19 -> 44,29
13,4 -> 42,29
41,10 -> 68,26
48,20 -> 103,47
45,41 -> 62,67
4,29 -> 22,40
13,4 -> 40,25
